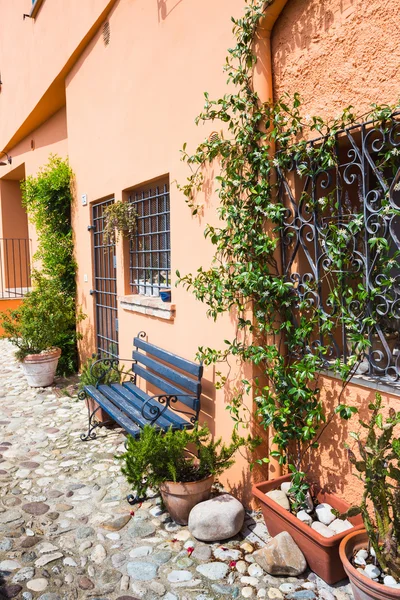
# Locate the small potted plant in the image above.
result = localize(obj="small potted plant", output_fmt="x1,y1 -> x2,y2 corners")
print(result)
0,277 -> 69,387
339,393 -> 400,599
118,423 -> 248,525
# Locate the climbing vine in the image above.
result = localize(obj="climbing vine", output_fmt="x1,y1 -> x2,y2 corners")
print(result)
177,0 -> 400,506
21,155 -> 84,374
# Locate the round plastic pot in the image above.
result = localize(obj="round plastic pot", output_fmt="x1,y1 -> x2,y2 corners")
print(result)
340,529 -> 400,600
160,475 -> 214,525
252,474 -> 364,585
21,347 -> 61,387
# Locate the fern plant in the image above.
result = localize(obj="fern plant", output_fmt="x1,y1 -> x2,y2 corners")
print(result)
117,424 -> 249,499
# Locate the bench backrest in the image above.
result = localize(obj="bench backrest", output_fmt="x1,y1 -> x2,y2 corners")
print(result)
132,334 -> 203,413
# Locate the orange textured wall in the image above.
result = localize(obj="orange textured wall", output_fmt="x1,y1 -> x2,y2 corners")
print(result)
272,0 -> 400,121
271,0 -> 400,502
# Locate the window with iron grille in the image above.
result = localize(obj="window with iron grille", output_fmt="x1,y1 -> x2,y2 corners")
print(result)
278,114 -> 400,384
129,178 -> 170,297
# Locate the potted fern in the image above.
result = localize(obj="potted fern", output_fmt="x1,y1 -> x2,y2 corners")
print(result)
339,393 -> 400,599
118,424 -> 248,525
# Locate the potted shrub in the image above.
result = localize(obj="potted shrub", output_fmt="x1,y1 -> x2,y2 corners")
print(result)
0,277 -> 72,387
118,424 -> 248,525
339,393 -> 400,599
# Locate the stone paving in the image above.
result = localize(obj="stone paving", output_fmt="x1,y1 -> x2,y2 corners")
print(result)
0,339 -> 354,600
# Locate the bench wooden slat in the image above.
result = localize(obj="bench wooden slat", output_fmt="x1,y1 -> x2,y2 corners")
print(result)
121,381 -> 192,428
131,364 -> 199,412
108,383 -> 190,430
134,337 -> 203,378
85,385 -> 142,438
132,351 -> 201,395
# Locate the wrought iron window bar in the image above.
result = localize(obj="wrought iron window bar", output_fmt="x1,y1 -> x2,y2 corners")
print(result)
278,113 -> 400,383
129,180 -> 171,297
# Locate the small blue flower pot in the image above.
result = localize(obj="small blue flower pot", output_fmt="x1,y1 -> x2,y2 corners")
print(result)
160,290 -> 171,302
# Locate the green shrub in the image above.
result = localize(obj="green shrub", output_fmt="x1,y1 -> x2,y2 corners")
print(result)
78,355 -> 121,391
117,424 -> 248,499
0,275 -> 81,365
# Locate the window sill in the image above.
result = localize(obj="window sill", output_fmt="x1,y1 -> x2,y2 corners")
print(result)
120,294 -> 175,321
30,0 -> 45,18
322,368 -> 400,398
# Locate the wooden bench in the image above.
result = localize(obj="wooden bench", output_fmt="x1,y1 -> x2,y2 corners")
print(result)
79,331 -> 203,444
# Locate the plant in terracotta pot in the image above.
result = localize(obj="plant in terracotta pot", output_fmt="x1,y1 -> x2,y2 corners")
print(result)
0,276 -> 77,387
339,393 -> 400,599
117,423 -> 248,525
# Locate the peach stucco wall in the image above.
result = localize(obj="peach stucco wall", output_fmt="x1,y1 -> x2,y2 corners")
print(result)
1,0 -> 399,505
272,0 -> 400,122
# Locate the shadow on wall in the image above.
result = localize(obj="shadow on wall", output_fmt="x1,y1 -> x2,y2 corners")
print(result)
273,0 -> 356,75
157,0 -> 185,22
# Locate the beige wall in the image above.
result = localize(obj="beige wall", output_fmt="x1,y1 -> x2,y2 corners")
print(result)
272,0 -> 400,122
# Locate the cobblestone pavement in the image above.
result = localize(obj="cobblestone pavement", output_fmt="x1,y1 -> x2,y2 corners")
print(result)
0,340 -> 354,600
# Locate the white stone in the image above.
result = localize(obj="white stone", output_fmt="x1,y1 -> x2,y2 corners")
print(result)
279,583 -> 297,593
265,490 -> 290,510
241,576 -> 260,586
257,590 -> 267,598
129,546 -> 152,558
167,570 -> 193,583
214,547 -> 242,561
311,521 -> 335,538
248,563 -> 264,577
280,482 -> 292,495
242,587 -> 254,598
38,542 -> 59,554
236,561 -> 247,574
90,544 -> 107,564
354,555 -> 366,566
34,552 -> 63,567
315,503 -> 335,525
356,549 -> 369,560
0,560 -> 21,571
26,578 -> 48,592
384,576 -> 398,587
364,564 -> 381,579
63,557 -> 77,567
296,510 -> 313,526
328,519 -> 353,534
196,562 -> 230,580
79,541 -> 92,552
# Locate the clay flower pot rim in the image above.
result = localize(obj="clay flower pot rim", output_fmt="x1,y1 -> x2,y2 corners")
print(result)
339,529 -> 400,596
23,347 -> 61,363
252,474 -> 365,548
160,473 -> 214,488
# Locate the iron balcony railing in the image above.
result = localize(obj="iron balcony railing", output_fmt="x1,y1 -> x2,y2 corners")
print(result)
0,238 -> 32,299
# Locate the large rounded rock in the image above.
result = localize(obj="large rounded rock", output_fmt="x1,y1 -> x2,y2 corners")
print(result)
253,531 -> 307,576
188,494 -> 245,541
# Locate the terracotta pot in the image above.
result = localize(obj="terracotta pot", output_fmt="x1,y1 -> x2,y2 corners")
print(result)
21,347 -> 61,387
85,396 -> 113,425
340,529 -> 400,600
160,475 -> 214,525
252,474 -> 364,584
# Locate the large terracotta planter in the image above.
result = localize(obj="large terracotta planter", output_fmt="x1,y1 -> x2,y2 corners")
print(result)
340,529 -> 400,600
160,475 -> 214,525
21,347 -> 61,387
85,396 -> 113,425
252,474 -> 364,584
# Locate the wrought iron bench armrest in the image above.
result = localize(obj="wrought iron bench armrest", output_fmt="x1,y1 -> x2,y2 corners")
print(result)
141,393 -> 198,425
88,357 -> 134,388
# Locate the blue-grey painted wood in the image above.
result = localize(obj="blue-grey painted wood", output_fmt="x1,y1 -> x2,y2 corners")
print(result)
107,383 -> 186,430
85,385 -> 142,438
134,337 -> 203,378
132,364 -> 199,411
122,381 -> 192,427
132,351 -> 201,395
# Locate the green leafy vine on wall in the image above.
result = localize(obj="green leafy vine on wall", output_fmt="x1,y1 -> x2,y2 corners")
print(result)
20,155 -> 84,375
177,0 -> 400,506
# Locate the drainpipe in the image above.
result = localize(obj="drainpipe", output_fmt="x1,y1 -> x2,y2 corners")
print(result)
253,0 -> 289,480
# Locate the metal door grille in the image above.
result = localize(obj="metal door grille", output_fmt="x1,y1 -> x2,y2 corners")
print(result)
129,180 -> 170,296
92,199 -> 119,359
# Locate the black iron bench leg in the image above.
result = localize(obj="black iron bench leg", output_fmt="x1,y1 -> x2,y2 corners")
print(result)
79,391 -> 114,442
127,493 -> 147,505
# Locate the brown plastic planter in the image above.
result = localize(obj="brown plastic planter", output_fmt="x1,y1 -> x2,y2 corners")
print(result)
252,474 -> 364,584
340,530 -> 400,600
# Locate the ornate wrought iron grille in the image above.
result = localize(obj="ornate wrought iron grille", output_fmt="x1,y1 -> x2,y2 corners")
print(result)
278,114 -> 400,383
129,179 -> 170,297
